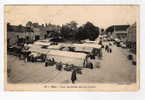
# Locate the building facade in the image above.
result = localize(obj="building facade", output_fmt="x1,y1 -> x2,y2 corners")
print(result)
106,25 -> 130,42
7,23 -> 34,46
127,23 -> 136,54
112,25 -> 130,42
7,22 -> 62,46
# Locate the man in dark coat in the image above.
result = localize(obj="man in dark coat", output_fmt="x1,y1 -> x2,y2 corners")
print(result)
56,62 -> 62,71
71,70 -> 77,84
109,48 -> 112,53
105,45 -> 109,52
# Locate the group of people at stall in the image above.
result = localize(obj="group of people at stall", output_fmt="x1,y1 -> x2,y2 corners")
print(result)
11,40 -> 105,84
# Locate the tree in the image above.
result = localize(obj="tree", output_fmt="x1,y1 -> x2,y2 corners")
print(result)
60,21 -> 78,40
26,21 -> 33,28
68,21 -> 78,30
18,24 -> 25,32
105,25 -> 114,35
60,24 -> 72,39
76,22 -> 100,41
75,26 -> 88,40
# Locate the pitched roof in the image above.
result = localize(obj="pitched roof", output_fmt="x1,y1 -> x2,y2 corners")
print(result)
106,25 -> 130,33
7,25 -> 33,32
114,25 -> 130,31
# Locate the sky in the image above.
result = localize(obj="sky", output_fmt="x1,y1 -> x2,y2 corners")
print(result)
5,5 -> 139,29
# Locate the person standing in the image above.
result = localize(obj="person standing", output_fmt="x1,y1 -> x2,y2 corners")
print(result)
56,62 -> 62,71
105,45 -> 108,52
71,69 -> 77,84
109,48 -> 112,53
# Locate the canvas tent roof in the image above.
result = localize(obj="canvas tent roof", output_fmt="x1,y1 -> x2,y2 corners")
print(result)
47,44 -> 62,50
73,43 -> 101,49
47,50 -> 87,59
84,40 -> 98,43
28,45 -> 50,54
34,40 -> 51,46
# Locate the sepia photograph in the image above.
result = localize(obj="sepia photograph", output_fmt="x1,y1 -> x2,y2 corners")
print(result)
4,5 -> 139,91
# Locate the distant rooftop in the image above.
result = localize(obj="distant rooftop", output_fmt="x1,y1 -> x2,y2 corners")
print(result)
114,25 -> 130,31
7,24 -> 34,32
105,25 -> 130,33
